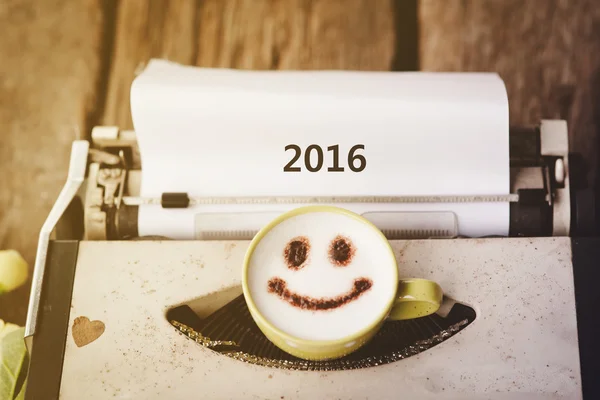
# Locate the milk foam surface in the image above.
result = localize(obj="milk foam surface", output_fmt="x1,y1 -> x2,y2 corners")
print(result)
247,211 -> 398,341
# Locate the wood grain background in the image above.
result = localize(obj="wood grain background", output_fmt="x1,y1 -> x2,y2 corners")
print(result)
1,0 -> 599,324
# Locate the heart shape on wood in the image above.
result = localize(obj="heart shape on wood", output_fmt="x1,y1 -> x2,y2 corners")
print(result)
72,316 -> 105,347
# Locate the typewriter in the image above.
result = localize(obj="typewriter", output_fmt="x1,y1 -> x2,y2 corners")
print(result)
22,60 -> 599,399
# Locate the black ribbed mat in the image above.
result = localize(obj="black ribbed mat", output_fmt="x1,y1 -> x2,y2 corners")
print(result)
168,295 -> 475,371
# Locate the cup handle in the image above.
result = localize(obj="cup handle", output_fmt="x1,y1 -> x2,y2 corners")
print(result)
387,278 -> 443,321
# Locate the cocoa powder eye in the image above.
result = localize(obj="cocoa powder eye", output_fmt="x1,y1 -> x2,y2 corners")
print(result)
328,235 -> 355,266
283,236 -> 310,270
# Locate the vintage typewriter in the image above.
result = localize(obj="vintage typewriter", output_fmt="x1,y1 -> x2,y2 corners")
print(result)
22,60 -> 599,399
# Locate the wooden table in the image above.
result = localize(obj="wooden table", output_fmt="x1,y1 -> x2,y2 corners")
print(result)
1,0 -> 599,325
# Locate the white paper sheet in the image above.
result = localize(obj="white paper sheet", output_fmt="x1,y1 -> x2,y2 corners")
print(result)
130,59 -> 510,239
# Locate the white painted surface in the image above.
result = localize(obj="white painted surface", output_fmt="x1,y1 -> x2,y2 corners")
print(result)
59,238 -> 582,399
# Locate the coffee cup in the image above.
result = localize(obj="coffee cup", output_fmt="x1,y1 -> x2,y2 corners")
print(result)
242,205 -> 443,361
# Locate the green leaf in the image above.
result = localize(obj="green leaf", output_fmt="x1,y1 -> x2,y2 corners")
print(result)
0,323 -> 27,400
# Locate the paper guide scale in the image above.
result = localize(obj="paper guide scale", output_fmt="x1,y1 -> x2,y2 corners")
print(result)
22,60 -> 599,399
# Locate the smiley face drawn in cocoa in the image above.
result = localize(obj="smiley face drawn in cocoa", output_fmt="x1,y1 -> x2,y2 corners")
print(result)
268,236 -> 372,311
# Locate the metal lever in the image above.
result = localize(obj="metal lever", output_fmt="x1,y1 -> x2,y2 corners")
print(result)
24,140 -> 89,353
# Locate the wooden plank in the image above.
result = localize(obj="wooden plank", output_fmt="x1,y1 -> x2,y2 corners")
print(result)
102,0 -> 396,129
419,0 -> 600,177
418,0 -> 463,72
102,0 -> 200,128
0,0 -> 110,324
196,0 -> 395,70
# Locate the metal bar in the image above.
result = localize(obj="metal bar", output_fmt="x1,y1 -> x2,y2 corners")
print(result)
122,194 -> 520,206
24,140 -> 89,353
25,241 -> 80,400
